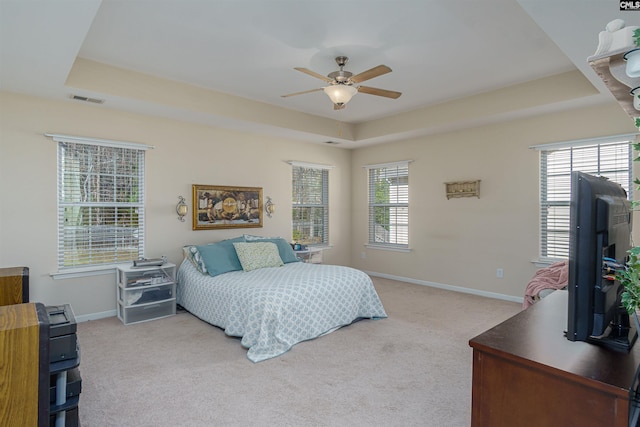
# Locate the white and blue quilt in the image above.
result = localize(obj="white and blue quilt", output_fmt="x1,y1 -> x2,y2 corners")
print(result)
176,259 -> 387,362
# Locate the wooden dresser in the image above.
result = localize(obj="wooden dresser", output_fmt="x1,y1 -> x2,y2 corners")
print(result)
0,266 -> 29,306
0,302 -> 49,426
469,290 -> 640,427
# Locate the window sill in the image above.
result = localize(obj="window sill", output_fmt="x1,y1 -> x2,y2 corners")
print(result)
365,244 -> 411,253
50,265 -> 120,280
531,258 -> 565,269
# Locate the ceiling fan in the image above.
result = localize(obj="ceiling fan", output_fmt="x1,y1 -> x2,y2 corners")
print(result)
281,56 -> 402,110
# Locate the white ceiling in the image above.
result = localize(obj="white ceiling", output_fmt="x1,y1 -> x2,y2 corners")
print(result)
0,0 -> 637,147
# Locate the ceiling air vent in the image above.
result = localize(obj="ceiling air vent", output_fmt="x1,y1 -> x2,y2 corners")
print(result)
70,95 -> 105,104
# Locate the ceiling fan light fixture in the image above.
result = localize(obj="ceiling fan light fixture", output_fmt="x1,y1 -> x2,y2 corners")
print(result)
323,85 -> 358,105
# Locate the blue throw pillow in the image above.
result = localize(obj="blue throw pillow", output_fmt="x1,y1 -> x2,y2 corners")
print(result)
196,239 -> 244,277
270,238 -> 300,263
222,236 -> 246,244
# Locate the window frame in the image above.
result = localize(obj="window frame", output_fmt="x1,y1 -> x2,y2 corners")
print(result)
290,161 -> 331,246
365,160 -> 411,251
50,134 -> 152,276
537,135 -> 633,261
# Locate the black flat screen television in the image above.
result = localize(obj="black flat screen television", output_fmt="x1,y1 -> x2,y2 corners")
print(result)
566,171 -> 636,352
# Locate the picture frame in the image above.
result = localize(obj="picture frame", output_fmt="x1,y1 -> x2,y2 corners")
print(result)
192,185 -> 263,230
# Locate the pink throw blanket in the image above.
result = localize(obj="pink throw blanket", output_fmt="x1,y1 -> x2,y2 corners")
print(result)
523,260 -> 568,309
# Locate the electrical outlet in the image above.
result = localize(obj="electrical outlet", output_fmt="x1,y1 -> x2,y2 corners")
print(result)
361,252 -> 366,259
496,268 -> 504,279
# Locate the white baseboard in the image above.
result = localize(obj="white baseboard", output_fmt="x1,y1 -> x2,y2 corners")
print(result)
75,309 -> 117,323
75,273 -> 523,321
364,271 -> 524,304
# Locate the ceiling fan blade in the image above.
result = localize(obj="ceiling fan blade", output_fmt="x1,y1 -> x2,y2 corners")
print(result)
350,65 -> 392,83
357,86 -> 402,99
294,67 -> 333,83
281,88 -> 324,98
334,103 -> 346,110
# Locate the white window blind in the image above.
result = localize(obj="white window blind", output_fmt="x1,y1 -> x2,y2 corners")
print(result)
539,139 -> 632,260
56,136 -> 148,269
366,161 -> 410,249
291,164 -> 329,245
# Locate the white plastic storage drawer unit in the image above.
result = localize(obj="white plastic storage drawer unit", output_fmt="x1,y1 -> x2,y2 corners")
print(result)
116,263 -> 176,325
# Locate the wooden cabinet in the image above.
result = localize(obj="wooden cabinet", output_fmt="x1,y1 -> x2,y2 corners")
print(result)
469,290 -> 640,427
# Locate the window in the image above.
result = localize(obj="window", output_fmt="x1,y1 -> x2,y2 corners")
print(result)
53,134 -> 150,270
539,137 -> 632,260
291,162 -> 330,245
366,161 -> 410,249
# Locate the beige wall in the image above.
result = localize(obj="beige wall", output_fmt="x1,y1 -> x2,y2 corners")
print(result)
0,92 -> 352,316
1,90 -> 638,317
351,103 -> 639,300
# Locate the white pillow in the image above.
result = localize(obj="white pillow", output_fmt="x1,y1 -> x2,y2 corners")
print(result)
233,242 -> 284,272
183,245 -> 208,274
243,234 -> 280,241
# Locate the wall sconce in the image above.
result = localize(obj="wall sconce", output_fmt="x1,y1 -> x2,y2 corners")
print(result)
265,196 -> 275,218
176,196 -> 188,222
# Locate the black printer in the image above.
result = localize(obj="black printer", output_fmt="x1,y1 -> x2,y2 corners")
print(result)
46,304 -> 81,427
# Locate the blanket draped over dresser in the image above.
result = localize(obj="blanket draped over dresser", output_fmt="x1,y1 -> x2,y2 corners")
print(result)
523,260 -> 568,309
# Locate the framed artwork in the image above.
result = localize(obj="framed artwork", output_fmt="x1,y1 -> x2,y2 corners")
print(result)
192,185 -> 263,230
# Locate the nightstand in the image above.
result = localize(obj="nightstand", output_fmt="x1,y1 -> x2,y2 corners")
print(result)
294,247 -> 323,264
116,263 -> 176,325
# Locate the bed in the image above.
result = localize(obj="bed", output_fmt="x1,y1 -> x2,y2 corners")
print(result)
176,237 -> 387,362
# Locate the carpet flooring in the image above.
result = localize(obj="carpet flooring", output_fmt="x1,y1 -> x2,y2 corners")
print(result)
76,277 -> 521,426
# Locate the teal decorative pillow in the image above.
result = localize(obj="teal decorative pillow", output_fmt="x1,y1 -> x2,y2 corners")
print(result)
241,235 -> 300,263
196,239 -> 244,277
233,242 -> 284,272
